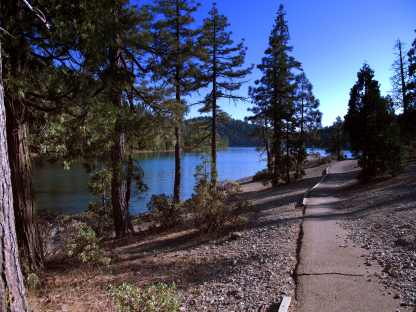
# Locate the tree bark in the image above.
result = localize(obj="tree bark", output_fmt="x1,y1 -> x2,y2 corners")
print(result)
5,103 -> 44,270
398,41 -> 408,113
211,10 -> 218,186
110,47 -> 129,238
3,0 -> 44,271
0,42 -> 30,312
285,122 -> 291,184
173,0 -> 182,203
111,115 -> 129,238
262,120 -> 272,172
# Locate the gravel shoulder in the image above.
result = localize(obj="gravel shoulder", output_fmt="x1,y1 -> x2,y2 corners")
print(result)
29,163 -> 329,312
339,162 -> 416,309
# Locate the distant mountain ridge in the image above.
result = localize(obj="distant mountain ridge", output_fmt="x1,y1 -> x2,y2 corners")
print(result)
186,117 -> 262,147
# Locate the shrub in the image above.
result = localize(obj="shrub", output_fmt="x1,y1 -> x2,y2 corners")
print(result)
252,169 -> 272,182
65,223 -> 111,266
187,164 -> 248,231
109,282 -> 181,312
26,273 -> 41,292
147,194 -> 181,229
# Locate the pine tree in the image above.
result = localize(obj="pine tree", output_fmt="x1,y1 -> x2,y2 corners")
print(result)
198,2 -> 251,184
407,31 -> 416,110
151,0 -> 202,202
249,5 -> 301,186
345,64 -> 401,178
0,40 -> 30,312
391,40 -> 409,112
294,73 -> 321,178
328,116 -> 344,161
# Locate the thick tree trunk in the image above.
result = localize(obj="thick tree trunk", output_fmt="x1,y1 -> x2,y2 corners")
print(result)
5,105 -> 44,271
3,0 -> 43,271
0,44 -> 30,312
110,45 -> 129,238
111,117 -> 129,238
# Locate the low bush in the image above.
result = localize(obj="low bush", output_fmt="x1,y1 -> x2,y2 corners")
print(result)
65,223 -> 111,266
147,194 -> 181,229
252,169 -> 272,182
187,165 -> 248,232
109,282 -> 181,312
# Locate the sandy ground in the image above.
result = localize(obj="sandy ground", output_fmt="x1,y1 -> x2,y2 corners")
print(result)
29,163 -> 329,312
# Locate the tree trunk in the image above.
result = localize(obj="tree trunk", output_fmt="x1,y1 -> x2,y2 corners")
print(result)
296,98 -> 305,179
173,0 -> 182,203
3,0 -> 43,271
398,41 -> 408,113
211,12 -> 218,185
285,122 -> 291,184
0,43 -> 30,312
173,124 -> 181,203
262,120 -> 272,172
111,117 -> 129,238
5,104 -> 44,271
111,46 -> 129,238
272,118 -> 281,187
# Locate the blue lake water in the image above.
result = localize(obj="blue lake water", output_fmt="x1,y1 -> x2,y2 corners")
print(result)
33,147 -> 344,215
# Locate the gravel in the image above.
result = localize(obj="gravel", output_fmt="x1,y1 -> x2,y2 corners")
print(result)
340,163 -> 416,308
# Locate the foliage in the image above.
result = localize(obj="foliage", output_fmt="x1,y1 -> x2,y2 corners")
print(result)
187,162 -> 247,231
26,273 -> 41,292
109,282 -> 181,312
65,223 -> 110,266
248,5 -> 321,185
147,195 -> 181,229
344,64 -> 403,178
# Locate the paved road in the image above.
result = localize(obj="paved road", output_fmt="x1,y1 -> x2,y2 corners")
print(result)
297,160 -> 409,312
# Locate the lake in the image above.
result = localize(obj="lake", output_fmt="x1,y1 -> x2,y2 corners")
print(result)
32,147 -> 342,215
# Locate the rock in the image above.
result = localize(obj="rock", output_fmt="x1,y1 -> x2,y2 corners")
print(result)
395,235 -> 415,248
229,232 -> 243,240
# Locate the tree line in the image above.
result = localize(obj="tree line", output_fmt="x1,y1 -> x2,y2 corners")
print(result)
329,35 -> 416,178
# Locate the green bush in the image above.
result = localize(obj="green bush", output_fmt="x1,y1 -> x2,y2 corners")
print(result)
187,164 -> 247,231
65,223 -> 111,266
109,283 -> 181,312
147,194 -> 181,229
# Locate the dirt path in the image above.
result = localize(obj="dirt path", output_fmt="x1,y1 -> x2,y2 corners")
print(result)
296,160 -> 411,312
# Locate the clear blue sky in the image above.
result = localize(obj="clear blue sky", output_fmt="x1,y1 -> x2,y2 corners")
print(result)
144,0 -> 416,126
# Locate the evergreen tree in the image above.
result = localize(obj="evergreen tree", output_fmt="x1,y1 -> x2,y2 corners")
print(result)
345,64 -> 401,178
293,73 -> 321,178
198,2 -> 252,184
249,5 -> 301,186
151,0 -> 202,203
328,116 -> 345,160
407,31 -> 416,110
391,40 -> 409,112
0,40 -> 30,312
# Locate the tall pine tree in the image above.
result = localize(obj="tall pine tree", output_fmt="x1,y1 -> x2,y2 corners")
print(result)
345,64 -> 401,178
151,0 -> 202,202
249,5 -> 301,186
294,72 -> 321,178
198,2 -> 251,184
